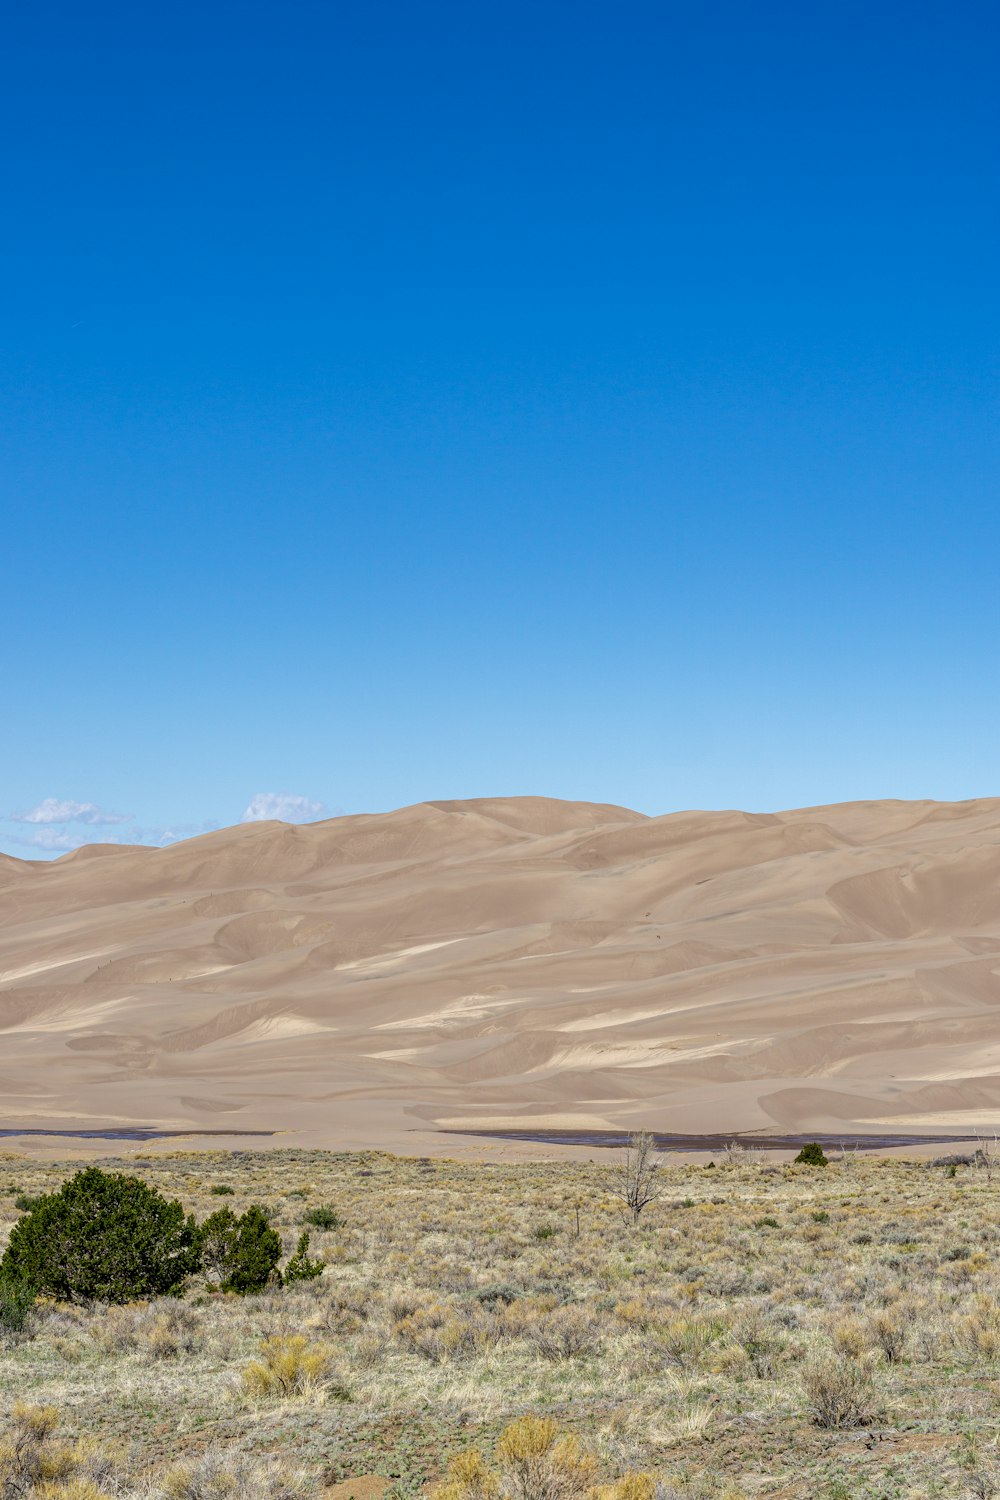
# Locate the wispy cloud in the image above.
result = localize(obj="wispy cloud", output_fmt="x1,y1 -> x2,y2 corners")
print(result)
3,791 -> 328,861
10,797 -> 132,826
241,792 -> 327,824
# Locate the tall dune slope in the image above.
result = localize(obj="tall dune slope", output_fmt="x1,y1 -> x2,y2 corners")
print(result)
2,795 -> 1000,1144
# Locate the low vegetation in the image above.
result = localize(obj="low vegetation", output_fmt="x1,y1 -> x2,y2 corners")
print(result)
2,1144 -> 999,1498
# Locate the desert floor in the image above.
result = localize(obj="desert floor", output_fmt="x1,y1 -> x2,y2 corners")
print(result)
3,1144 -> 1000,1500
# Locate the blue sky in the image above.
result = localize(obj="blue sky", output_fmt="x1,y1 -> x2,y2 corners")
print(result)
2,1 -> 998,856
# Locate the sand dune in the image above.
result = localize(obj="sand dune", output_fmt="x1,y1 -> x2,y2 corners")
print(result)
2,794 -> 1000,1148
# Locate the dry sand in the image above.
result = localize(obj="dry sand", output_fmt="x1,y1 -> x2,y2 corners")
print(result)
2,794 -> 1000,1155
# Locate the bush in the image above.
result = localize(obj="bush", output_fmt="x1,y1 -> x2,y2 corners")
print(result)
525,1304 -> 602,1360
474,1284 -> 519,1307
0,1280 -> 35,1339
802,1355 -> 877,1428
0,1401 -> 132,1500
301,1205 -> 341,1230
210,1184 -> 235,1196
0,1167 -> 199,1305
198,1205 -> 282,1293
14,1194 -> 45,1213
433,1416 -> 654,1500
283,1232 -> 324,1284
241,1336 -> 334,1400
794,1142 -> 828,1167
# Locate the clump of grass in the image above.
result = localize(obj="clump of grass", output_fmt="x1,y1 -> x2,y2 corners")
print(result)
433,1415 -> 654,1500
163,1448 -> 308,1500
241,1335 -> 336,1400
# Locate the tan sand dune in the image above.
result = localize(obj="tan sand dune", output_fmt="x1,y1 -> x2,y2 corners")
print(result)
2,793 -> 1000,1152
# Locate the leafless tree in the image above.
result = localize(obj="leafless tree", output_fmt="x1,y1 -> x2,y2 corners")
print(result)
609,1130 -> 662,1224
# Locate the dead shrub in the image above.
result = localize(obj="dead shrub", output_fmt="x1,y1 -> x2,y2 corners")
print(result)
524,1305 -> 602,1361
869,1310 -> 906,1364
801,1354 -> 878,1429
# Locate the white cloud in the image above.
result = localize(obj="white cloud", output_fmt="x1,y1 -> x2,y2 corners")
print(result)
11,798 -> 132,826
241,792 -> 327,824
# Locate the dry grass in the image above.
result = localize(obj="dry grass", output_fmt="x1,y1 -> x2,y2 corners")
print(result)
2,1146 -> 999,1497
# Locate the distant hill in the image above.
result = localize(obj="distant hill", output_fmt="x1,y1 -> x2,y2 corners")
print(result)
2,794 -> 1000,1147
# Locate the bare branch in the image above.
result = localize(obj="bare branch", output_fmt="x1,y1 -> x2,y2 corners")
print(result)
608,1130 -> 661,1225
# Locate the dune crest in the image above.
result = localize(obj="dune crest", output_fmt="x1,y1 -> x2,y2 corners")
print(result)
2,794 -> 1000,1145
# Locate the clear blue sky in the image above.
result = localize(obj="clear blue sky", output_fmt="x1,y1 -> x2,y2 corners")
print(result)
3,1 -> 998,855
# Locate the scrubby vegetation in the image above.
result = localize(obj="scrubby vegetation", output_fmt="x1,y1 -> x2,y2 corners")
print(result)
197,1205 -> 283,1294
0,1169 -> 199,1304
2,1145 -> 1000,1497
792,1143 -> 828,1168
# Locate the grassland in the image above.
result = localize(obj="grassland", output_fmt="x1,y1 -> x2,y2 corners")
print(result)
2,1145 -> 999,1500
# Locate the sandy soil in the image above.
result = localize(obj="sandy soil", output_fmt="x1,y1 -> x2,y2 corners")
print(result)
2,793 -> 1000,1153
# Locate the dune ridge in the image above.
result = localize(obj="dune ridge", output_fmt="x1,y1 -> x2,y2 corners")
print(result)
2,794 -> 1000,1147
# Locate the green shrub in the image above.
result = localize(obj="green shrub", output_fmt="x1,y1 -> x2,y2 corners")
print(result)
209,1184 -> 235,1196
0,1167 -> 199,1304
0,1280 -> 35,1338
794,1142 -> 829,1167
301,1205 -> 341,1230
283,1232 -> 324,1283
198,1205 -> 282,1293
14,1193 -> 45,1213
